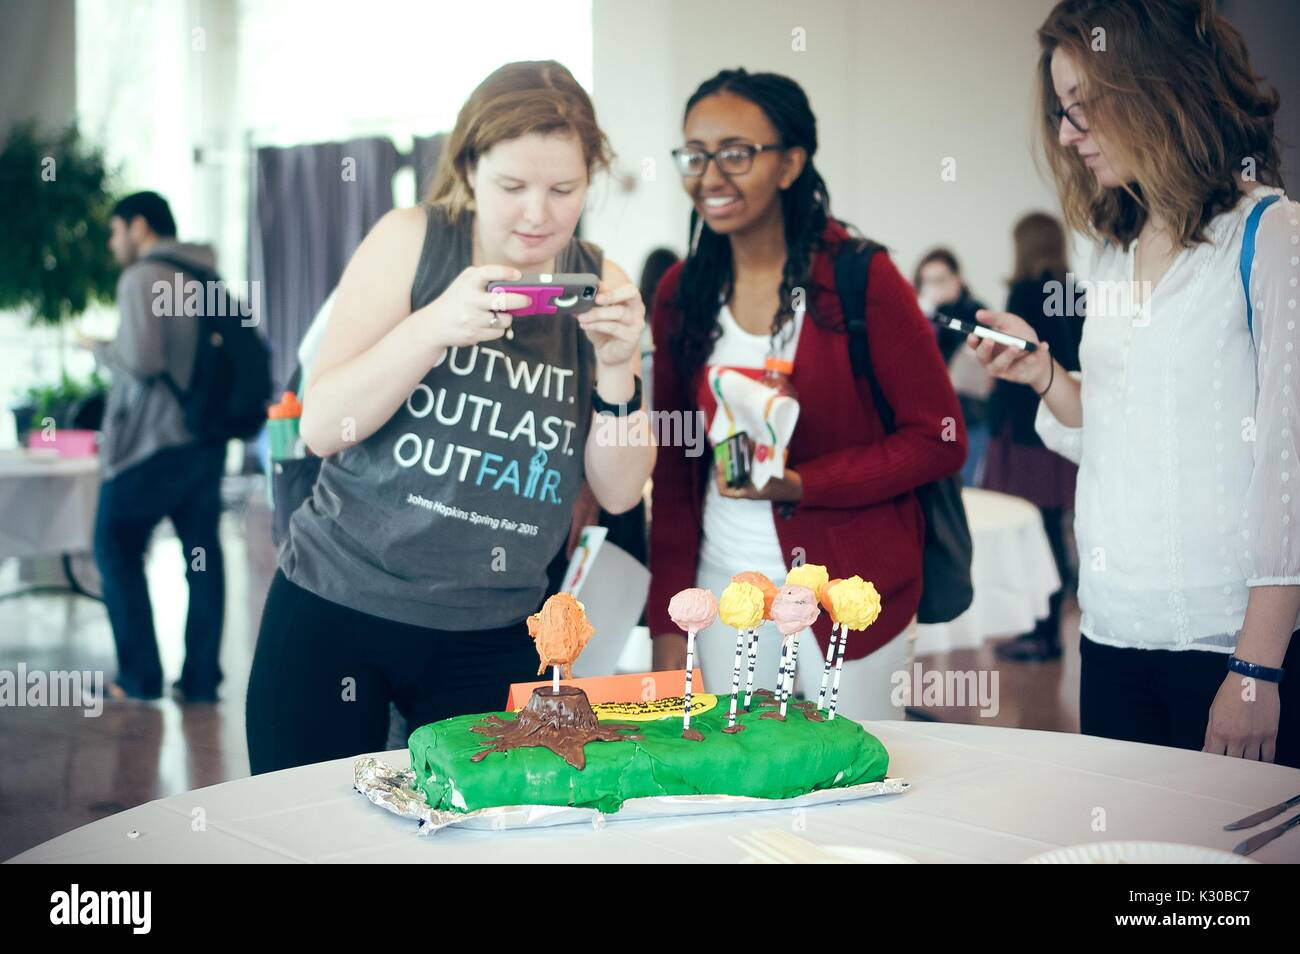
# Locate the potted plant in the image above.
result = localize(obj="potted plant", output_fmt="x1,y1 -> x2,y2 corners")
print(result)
14,369 -> 108,443
1,121 -> 118,438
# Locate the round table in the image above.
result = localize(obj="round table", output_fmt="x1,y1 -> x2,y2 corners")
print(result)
914,488 -> 1061,655
9,721 -> 1298,863
0,451 -> 100,598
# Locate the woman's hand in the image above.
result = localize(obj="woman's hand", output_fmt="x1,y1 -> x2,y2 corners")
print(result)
715,466 -> 803,503
652,633 -> 688,671
422,265 -> 532,351
1204,674 -> 1281,761
967,309 -> 1053,391
578,280 -> 644,369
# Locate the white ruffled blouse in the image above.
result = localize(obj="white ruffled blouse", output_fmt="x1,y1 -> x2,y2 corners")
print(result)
1037,186 -> 1300,652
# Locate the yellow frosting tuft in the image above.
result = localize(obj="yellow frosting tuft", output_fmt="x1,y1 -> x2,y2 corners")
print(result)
829,576 -> 882,631
784,563 -> 829,592
719,581 -> 766,630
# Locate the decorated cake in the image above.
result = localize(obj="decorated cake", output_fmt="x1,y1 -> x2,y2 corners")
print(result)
408,567 -> 892,817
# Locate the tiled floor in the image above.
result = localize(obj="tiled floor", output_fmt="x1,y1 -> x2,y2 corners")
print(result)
0,481 -> 276,861
0,485 -> 1081,861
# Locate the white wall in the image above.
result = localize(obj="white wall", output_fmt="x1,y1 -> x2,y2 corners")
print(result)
586,0 -> 1061,308
0,0 -> 76,133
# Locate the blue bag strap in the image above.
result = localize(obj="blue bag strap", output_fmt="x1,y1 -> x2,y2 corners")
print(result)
1241,193 -> 1281,342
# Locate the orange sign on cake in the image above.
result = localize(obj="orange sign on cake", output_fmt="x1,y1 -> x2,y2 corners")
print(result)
505,669 -> 705,711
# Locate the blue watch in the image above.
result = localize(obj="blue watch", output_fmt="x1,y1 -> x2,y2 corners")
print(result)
1227,655 -> 1284,684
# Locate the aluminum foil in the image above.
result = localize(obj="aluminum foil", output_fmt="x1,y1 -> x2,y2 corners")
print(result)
354,756 -> 910,836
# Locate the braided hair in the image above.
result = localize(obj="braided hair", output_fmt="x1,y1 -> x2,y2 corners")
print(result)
671,69 -> 838,390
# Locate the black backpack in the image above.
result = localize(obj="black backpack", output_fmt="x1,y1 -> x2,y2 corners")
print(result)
833,239 -> 974,624
145,253 -> 273,443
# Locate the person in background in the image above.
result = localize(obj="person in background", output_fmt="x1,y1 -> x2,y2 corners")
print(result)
973,0 -> 1298,766
914,248 -> 992,485
984,212 -> 1082,662
76,191 -> 226,703
636,247 -> 679,439
650,69 -> 966,719
639,248 -> 680,321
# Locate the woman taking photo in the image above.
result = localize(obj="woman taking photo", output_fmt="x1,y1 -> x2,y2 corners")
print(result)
247,61 -> 652,774
973,0 -> 1299,765
648,69 -> 966,720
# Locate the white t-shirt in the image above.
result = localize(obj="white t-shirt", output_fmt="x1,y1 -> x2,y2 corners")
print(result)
698,304 -> 804,577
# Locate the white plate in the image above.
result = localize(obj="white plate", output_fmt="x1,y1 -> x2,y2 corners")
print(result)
738,844 -> 919,864
823,845 -> 919,864
1024,841 -> 1257,864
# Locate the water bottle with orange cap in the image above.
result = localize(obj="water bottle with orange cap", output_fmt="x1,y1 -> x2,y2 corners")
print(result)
266,391 -> 305,460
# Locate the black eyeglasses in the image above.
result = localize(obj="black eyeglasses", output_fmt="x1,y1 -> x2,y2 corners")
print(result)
671,143 -> 784,177
1050,93 -> 1108,134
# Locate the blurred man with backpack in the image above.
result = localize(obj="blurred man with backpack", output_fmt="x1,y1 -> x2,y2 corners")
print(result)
78,191 -> 269,702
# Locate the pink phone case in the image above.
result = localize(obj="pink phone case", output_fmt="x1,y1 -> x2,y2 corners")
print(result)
493,286 -> 566,316
487,274 -> 598,317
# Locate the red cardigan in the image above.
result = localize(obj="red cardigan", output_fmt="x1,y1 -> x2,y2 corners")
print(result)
647,221 -> 967,660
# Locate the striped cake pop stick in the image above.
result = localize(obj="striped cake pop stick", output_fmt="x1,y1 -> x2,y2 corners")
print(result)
770,583 -> 822,720
774,639 -> 788,707
718,580 -> 764,728
742,628 -> 759,709
781,630 -> 804,718
827,629 -> 848,720
778,636 -> 794,718
669,587 -> 718,739
683,629 -> 697,731
826,577 -> 882,721
726,628 -> 746,728
817,625 -> 840,709
814,579 -> 844,710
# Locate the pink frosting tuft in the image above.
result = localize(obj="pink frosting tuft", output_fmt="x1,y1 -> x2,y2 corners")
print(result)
770,584 -> 821,636
668,587 -> 719,634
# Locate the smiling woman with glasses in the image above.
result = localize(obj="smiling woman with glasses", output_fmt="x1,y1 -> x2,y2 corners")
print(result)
671,142 -> 786,177
646,68 -> 966,722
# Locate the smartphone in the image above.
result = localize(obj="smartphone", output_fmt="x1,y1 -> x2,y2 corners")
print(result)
485,273 -> 600,317
933,308 -> 1038,353
714,431 -> 753,489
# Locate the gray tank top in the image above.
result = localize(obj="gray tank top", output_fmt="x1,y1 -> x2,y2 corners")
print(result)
280,203 -> 602,630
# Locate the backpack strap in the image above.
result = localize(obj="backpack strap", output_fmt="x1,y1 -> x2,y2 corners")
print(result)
1241,193 -> 1281,343
833,239 -> 894,432
141,251 -> 221,287
134,251 -> 221,402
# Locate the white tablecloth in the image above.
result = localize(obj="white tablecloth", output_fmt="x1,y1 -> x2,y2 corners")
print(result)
0,452 -> 99,562
915,488 -> 1061,655
10,721 -> 1298,863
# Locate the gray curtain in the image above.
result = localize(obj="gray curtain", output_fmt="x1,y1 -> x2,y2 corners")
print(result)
411,132 -> 447,204
248,136 -> 400,391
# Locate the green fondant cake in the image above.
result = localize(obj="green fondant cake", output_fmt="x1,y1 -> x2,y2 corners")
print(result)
408,690 -> 890,815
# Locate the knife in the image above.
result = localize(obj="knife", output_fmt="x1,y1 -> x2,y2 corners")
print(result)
1224,792 -> 1300,831
1234,811 -> 1300,857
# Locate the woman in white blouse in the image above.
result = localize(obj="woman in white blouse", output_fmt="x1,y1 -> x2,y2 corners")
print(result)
973,0 -> 1299,767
